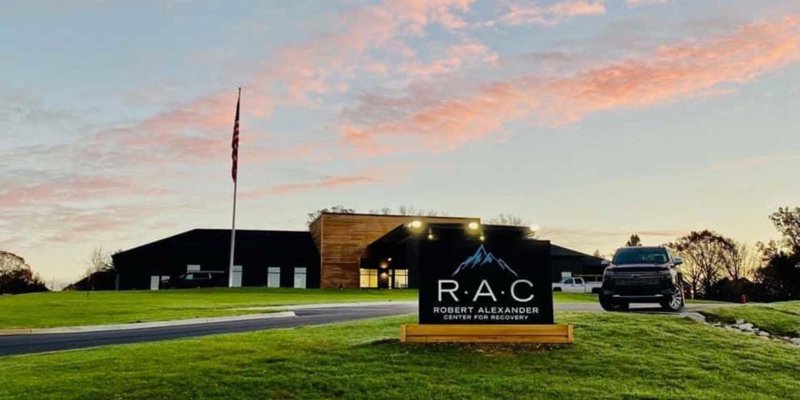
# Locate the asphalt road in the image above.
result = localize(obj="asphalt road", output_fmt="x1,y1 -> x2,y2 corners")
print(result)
0,303 -> 417,357
0,301 -> 721,357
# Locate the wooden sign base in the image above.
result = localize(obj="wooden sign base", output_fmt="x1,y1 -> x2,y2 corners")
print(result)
400,324 -> 573,344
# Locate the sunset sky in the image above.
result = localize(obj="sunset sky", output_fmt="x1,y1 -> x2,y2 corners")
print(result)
1,0 -> 799,286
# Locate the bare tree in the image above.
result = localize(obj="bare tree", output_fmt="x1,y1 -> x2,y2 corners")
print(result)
769,206 -> 800,253
488,213 -> 526,227
721,243 -> 761,281
375,205 -> 447,217
88,246 -> 112,273
671,230 -> 733,297
306,206 -> 356,225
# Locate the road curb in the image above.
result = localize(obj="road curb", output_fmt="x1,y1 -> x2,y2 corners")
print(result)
238,300 -> 418,312
0,311 -> 296,336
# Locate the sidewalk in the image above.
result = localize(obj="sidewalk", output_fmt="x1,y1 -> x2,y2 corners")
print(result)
0,311 -> 296,336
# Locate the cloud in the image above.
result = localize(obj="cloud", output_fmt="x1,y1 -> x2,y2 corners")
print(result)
268,0 -> 477,105
498,1 -> 606,27
398,38 -> 499,78
245,173 -> 380,197
626,0 -> 668,7
341,16 -> 800,152
0,176 -> 145,208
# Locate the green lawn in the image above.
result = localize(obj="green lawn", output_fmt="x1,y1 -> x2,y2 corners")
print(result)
0,289 -> 596,330
701,301 -> 800,337
0,312 -> 798,399
0,288 -> 417,329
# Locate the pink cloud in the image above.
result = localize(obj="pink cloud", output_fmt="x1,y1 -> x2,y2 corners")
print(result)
341,16 -> 800,152
0,176 -> 169,208
626,0 -> 668,7
398,39 -> 498,78
244,173 -> 380,197
549,1 -> 606,18
268,0 -> 477,105
500,1 -> 606,26
82,88 -> 272,168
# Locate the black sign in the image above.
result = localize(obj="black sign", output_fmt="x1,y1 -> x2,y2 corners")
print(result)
418,236 -> 553,325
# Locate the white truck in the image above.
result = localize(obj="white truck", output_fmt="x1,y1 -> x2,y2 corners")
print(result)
552,277 -> 602,294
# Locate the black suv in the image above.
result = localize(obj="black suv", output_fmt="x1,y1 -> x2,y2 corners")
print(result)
164,271 -> 227,289
600,246 -> 685,312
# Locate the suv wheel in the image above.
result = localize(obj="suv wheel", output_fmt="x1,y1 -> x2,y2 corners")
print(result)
661,285 -> 684,312
600,295 -> 629,312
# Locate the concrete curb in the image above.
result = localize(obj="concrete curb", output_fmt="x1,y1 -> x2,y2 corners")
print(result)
239,300 -> 418,312
0,311 -> 296,336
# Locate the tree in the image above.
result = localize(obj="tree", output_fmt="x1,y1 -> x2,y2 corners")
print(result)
366,205 -> 447,217
769,207 -> 800,253
671,230 -> 734,297
720,243 -> 761,281
487,213 -> 526,227
625,234 -> 642,247
306,205 -> 356,225
0,250 -> 48,294
754,252 -> 800,301
396,205 -> 446,217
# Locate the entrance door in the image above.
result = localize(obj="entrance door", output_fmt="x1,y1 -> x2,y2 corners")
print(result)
230,265 -> 243,287
150,275 -> 160,290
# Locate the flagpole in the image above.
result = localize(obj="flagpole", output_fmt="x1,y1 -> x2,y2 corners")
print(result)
228,174 -> 237,287
228,87 -> 241,287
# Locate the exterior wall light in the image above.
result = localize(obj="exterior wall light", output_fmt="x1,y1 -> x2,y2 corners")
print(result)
427,228 -> 434,240
409,220 -> 423,229
380,262 -> 388,269
479,234 -> 485,241
468,221 -> 479,230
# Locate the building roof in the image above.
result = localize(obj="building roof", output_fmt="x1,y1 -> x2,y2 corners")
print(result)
113,229 -> 314,258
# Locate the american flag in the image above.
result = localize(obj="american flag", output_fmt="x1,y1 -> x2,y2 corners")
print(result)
231,88 -> 240,183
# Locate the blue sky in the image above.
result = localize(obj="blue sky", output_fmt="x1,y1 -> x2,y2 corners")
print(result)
1,0 -> 799,285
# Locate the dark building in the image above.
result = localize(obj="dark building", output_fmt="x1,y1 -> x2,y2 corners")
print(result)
114,229 -> 319,290
113,213 -> 606,290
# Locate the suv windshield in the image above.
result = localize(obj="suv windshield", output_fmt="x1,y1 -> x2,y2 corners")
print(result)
612,247 -> 670,265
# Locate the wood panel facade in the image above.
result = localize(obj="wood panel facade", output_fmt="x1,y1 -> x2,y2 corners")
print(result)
309,213 -> 478,289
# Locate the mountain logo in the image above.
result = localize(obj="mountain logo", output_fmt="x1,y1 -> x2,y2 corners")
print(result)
452,245 -> 518,277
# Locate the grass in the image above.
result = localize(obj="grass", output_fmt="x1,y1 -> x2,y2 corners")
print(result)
0,289 -> 597,330
0,312 -> 798,399
701,301 -> 800,337
0,288 -> 417,329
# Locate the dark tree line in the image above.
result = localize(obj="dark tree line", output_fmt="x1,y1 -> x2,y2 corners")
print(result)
0,250 -> 48,294
665,207 -> 800,301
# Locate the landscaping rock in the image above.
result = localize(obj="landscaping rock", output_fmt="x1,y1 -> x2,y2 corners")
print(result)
735,319 -> 745,325
790,338 -> 800,346
758,331 -> 770,337
739,323 -> 754,332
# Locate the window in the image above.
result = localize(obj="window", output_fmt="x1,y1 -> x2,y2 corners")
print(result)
612,247 -> 669,265
267,267 -> 281,288
293,267 -> 307,289
360,269 -> 378,288
393,269 -> 408,289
